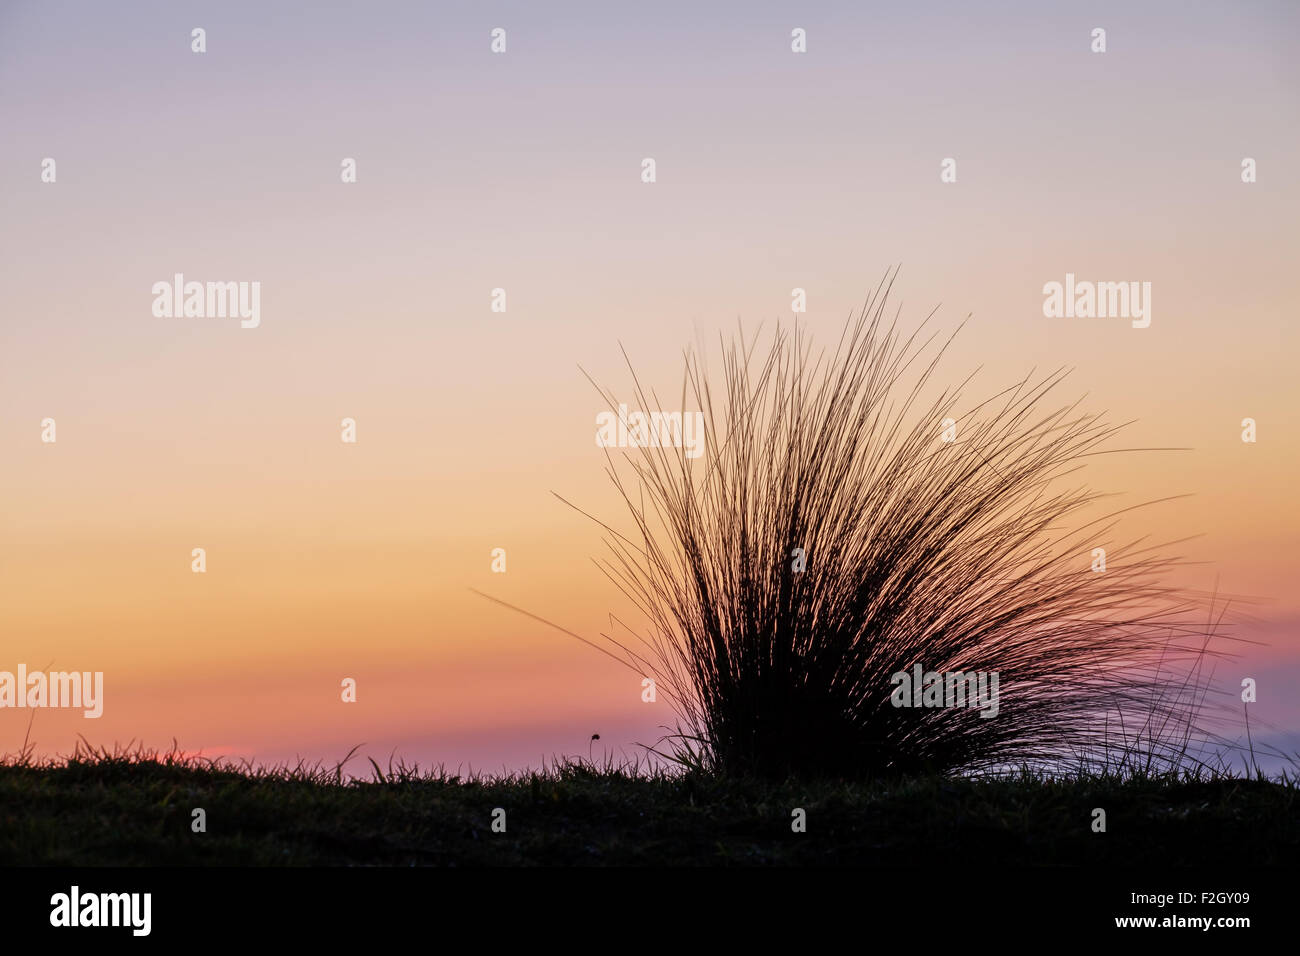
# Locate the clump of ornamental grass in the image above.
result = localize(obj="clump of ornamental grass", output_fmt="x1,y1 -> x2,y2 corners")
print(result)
483,271 -> 1236,780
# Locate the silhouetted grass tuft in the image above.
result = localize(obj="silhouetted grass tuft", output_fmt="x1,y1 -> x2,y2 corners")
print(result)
575,270 -> 1237,779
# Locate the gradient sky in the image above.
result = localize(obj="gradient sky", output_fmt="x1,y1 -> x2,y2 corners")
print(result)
2,0 -> 1297,773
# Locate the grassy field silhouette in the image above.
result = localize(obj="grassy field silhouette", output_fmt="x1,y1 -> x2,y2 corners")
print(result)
2,743 -> 1296,866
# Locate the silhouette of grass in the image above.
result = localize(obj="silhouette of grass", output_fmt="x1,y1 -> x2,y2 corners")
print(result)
560,270 -> 1241,779
1,744 -> 1295,865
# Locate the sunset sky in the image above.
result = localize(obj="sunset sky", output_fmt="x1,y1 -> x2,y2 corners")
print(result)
2,0 -> 1297,773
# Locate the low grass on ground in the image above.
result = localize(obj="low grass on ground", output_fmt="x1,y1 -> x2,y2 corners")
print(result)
2,745 -> 1295,865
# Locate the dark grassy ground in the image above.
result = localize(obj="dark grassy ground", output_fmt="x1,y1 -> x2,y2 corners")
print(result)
2,749 -> 1296,865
